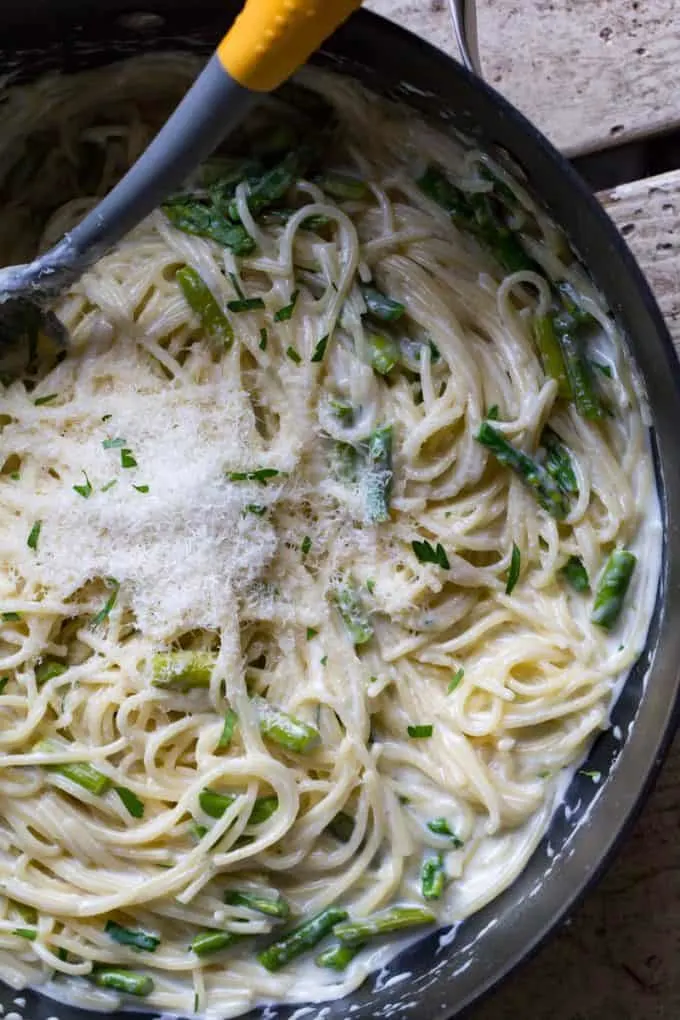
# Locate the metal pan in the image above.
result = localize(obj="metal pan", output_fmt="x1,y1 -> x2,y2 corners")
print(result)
1,3 -> 679,1018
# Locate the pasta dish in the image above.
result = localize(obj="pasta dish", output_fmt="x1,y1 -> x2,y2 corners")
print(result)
0,55 -> 661,1018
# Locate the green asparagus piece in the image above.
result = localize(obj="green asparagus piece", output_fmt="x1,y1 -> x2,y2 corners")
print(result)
260,208 -> 332,232
532,315 -> 572,398
248,795 -> 279,825
227,297 -> 265,313
163,198 -> 255,254
252,696 -> 320,753
420,854 -> 447,901
258,907 -> 349,972
316,172 -> 368,201
115,785 -> 145,819
152,651 -> 216,689
364,425 -> 393,524
190,930 -> 240,957
555,280 -> 599,332
176,267 -> 233,347
591,550 -> 636,630
505,543 -> 521,595
105,920 -> 159,952
367,332 -> 399,375
35,740 -> 111,796
227,148 -> 314,222
218,708 -> 239,750
199,155 -> 262,192
316,941 -> 365,970
426,818 -> 463,847
333,907 -> 436,946
476,422 -> 569,520
13,928 -> 37,940
35,659 -> 67,687
326,811 -> 355,843
542,427 -> 578,495
198,787 -> 279,825
92,968 -> 154,996
360,285 -> 405,323
555,327 -> 603,420
333,579 -> 374,645
224,889 -> 291,920
560,555 -> 590,593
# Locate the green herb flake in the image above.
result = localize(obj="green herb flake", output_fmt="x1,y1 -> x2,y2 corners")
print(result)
9,472 -> 20,480
366,579 -> 376,595
245,503 -> 266,516
120,448 -> 137,469
408,724 -> 433,739
101,414 -> 112,422
579,768 -> 601,780
101,480 -> 117,492
286,345 -> 302,365
227,297 -> 265,313
259,328 -> 268,351
27,520 -> 41,551
133,484 -> 150,494
560,555 -> 590,593
91,577 -> 120,628
505,543 -> 521,595
34,393 -> 58,406
227,468 -> 282,484
103,437 -> 126,449
447,667 -> 464,694
487,404 -> 500,421
320,655 -> 328,666
73,471 -> 93,499
311,335 -> 329,363
115,785 -> 145,819
412,539 -> 450,570
301,535 -> 312,556
426,817 -> 463,847
2,612 -> 22,622
0,677 -> 8,694
306,627 -> 318,640
274,290 -> 299,322
592,360 -> 613,378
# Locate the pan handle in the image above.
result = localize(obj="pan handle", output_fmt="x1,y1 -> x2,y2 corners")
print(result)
447,0 -> 482,76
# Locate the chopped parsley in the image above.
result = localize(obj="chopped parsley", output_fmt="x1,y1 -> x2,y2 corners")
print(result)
412,539 -> 450,570
366,579 -> 376,595
427,818 -> 463,847
301,535 -> 312,556
560,555 -> 590,593
102,437 -> 126,449
245,503 -> 266,516
306,627 -> 318,640
115,785 -> 145,819
0,677 -> 8,695
227,297 -> 265,313
408,724 -> 433,739
227,468 -> 282,484
579,768 -> 601,781
120,448 -> 137,469
9,472 -> 20,480
320,655 -> 328,666
505,543 -> 521,595
91,577 -> 120,628
486,405 -> 500,420
133,484 -> 150,494
2,612 -> 22,622
259,328 -> 268,351
286,345 -> 302,364
27,520 -> 41,551
73,471 -> 93,499
591,360 -> 613,378
101,413 -> 112,422
101,480 -> 117,492
274,290 -> 299,322
311,335 -> 329,363
447,667 -> 464,694
34,393 -> 58,406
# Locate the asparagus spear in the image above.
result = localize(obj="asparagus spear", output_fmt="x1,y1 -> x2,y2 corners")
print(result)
367,333 -> 399,376
591,550 -> 636,630
316,941 -> 365,970
227,148 -> 314,222
364,425 -> 393,524
555,280 -> 599,332
176,267 -> 233,347
316,172 -> 368,201
248,795 -> 279,824
35,659 -> 67,687
252,696 -> 320,753
35,740 -> 111,796
333,579 -> 374,645
532,316 -> 572,398
333,907 -> 436,946
152,651 -> 216,689
560,555 -> 590,593
105,920 -> 159,952
224,889 -> 290,920
198,787 -> 279,825
360,285 -> 405,323
476,422 -> 569,520
218,708 -> 239,750
258,907 -> 349,972
542,427 -> 578,495
420,854 -> 447,901
190,930 -> 240,957
555,327 -> 603,420
91,968 -> 154,996
163,198 -> 254,254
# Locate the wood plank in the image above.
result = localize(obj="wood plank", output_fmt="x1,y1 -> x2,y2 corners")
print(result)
368,1 -> 680,159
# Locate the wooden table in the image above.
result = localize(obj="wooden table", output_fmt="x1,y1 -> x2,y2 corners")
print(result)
366,2 -> 680,1017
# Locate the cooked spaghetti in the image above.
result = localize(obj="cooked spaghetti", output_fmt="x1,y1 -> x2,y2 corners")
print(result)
0,55 -> 661,1018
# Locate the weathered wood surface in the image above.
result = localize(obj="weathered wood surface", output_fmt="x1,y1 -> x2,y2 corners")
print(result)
367,1 -> 680,157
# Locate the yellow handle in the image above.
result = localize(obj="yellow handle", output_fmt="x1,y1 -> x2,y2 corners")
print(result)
218,0 -> 363,92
